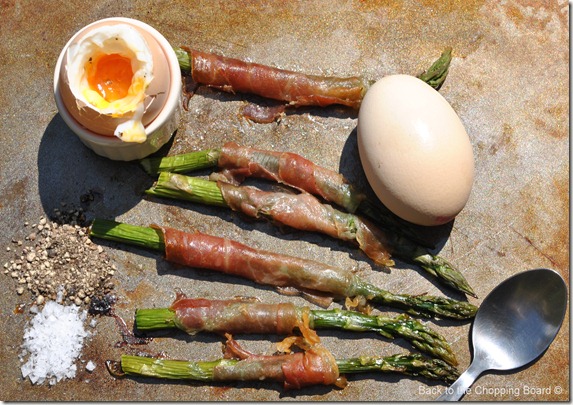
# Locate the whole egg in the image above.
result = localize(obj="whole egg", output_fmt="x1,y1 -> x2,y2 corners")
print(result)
357,74 -> 474,226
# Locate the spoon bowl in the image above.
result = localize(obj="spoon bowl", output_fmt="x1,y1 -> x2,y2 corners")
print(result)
438,268 -> 567,401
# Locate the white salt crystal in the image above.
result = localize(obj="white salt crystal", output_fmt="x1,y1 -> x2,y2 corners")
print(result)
56,288 -> 64,304
86,360 -> 96,372
20,301 -> 89,385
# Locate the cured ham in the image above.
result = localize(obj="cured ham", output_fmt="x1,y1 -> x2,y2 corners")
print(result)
89,218 -> 477,319
220,334 -> 343,390
174,47 -> 452,121
135,293 -> 458,365
156,224 -> 365,301
168,296 -> 303,335
218,181 -> 393,267
215,142 -> 365,214
183,47 -> 367,110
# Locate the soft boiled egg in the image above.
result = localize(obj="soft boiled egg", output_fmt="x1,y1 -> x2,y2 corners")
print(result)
65,24 -> 155,143
357,74 -> 474,226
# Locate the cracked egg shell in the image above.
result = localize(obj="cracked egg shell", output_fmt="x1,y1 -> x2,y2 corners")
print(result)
357,74 -> 474,226
54,18 -> 181,161
57,20 -> 170,143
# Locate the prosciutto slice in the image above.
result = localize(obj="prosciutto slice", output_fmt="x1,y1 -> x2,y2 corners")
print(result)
155,224 -> 359,302
170,295 -> 303,335
217,334 -> 343,390
215,142 -> 366,213
186,48 -> 367,109
217,181 -> 394,267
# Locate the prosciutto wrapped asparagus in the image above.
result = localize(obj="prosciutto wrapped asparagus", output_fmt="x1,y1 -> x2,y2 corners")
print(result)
139,143 -> 411,243
146,173 -> 394,267
145,172 -> 475,297
135,293 -> 457,365
108,334 -> 459,387
89,219 -> 477,319
139,143 -> 439,248
140,142 -> 365,212
174,47 -> 451,122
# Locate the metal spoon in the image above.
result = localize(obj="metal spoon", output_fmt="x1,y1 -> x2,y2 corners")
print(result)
437,268 -> 567,401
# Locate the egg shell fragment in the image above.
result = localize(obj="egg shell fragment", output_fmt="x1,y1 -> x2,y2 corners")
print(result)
357,74 -> 474,226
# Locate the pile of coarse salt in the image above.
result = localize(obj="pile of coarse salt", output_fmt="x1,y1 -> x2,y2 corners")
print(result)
20,297 -> 90,385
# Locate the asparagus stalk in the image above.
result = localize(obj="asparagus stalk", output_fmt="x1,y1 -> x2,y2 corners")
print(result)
175,47 -> 452,91
139,148 -> 221,175
145,173 -> 475,297
147,173 -> 393,267
110,353 -> 459,385
135,306 -> 457,365
336,353 -> 458,382
89,219 -> 477,320
351,277 -> 476,319
174,46 -> 192,75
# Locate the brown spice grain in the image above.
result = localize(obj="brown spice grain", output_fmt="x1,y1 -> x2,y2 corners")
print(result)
3,205 -> 115,306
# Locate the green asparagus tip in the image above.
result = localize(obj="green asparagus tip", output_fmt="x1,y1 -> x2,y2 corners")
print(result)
418,47 -> 452,90
337,353 -> 459,384
413,253 -> 477,298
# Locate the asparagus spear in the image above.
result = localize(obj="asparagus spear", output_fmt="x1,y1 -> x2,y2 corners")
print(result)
139,148 -> 218,175
417,47 -> 451,91
175,46 -> 451,123
147,173 -> 395,266
109,352 -> 459,385
89,219 -> 477,319
136,302 -> 457,365
144,172 -> 475,297
175,47 -> 452,92
310,310 -> 457,366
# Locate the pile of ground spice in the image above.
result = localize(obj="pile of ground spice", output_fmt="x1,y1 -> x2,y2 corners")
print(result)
3,205 -> 115,306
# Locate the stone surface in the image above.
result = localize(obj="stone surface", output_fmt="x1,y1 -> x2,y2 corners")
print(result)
0,0 -> 568,401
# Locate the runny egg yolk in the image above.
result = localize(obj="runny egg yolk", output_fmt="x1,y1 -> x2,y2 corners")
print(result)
86,54 -> 133,102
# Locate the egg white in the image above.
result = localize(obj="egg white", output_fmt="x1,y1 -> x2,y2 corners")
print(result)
65,24 -> 154,143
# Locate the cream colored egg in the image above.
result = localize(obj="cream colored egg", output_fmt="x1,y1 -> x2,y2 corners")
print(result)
357,74 -> 474,226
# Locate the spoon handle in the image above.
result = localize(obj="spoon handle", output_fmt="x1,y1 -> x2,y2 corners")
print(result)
436,361 -> 484,401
